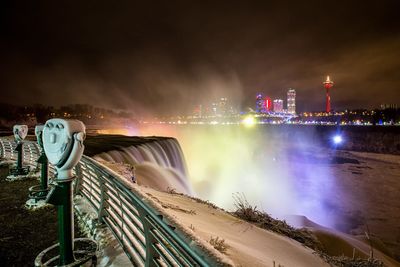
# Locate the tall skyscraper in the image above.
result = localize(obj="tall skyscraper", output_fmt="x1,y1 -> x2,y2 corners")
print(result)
211,103 -> 217,116
287,89 -> 296,115
256,94 -> 266,113
273,99 -> 283,113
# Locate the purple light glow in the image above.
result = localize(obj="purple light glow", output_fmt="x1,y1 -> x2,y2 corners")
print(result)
333,135 -> 343,144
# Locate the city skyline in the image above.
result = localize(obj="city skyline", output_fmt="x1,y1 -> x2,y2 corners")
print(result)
0,1 -> 399,115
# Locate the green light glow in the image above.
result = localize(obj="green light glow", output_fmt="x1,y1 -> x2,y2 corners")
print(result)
242,115 -> 256,127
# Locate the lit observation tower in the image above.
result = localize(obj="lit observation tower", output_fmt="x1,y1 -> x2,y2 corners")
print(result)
323,75 -> 334,113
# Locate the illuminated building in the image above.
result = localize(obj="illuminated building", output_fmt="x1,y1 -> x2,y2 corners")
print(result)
256,94 -> 266,113
211,103 -> 217,116
193,104 -> 202,117
273,99 -> 283,113
287,89 -> 296,115
265,97 -> 272,112
380,103 -> 397,109
218,97 -> 227,116
323,76 -> 334,113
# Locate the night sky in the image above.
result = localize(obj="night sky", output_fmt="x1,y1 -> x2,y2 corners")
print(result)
0,1 -> 399,116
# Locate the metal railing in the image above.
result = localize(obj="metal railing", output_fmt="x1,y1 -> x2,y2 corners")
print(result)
0,138 -> 41,168
0,138 -> 214,267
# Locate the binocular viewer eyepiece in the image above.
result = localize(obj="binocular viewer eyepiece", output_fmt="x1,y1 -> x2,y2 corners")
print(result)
43,119 -> 86,180
13,124 -> 28,142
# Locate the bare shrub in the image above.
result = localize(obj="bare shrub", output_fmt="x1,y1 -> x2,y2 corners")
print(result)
232,192 -> 323,252
232,193 -> 385,267
209,236 -> 229,254
317,253 -> 384,267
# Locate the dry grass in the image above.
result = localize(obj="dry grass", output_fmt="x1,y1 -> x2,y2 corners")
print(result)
231,193 -> 323,252
167,188 -> 221,210
231,193 -> 385,267
317,253 -> 384,267
209,236 -> 229,254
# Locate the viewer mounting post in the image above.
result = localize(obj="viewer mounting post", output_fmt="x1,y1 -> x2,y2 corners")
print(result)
26,125 -> 51,209
36,125 -> 48,192
35,119 -> 97,266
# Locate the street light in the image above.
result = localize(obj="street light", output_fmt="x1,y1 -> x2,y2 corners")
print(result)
333,134 -> 343,145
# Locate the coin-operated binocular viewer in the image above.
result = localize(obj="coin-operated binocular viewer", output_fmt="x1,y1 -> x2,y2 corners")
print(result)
26,125 -> 51,209
35,119 -> 97,266
9,124 -> 30,177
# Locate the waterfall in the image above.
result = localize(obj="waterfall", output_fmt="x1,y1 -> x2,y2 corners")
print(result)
92,138 -> 193,195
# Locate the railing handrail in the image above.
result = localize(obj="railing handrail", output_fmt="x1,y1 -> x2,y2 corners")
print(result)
0,138 -> 216,267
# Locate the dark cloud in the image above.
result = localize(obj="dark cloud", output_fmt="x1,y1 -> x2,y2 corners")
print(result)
0,0 -> 399,115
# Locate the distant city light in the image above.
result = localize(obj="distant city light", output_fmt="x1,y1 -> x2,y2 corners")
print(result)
333,135 -> 343,144
243,115 -> 256,127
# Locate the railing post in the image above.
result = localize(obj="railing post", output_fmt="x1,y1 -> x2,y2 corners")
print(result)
97,174 -> 108,224
0,139 -> 4,158
74,164 -> 83,195
138,210 -> 159,267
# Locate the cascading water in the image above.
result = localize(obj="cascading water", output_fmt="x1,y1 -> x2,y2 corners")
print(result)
93,138 -> 194,195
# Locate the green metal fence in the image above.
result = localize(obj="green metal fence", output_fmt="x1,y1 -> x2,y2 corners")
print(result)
0,138 -> 214,267
0,138 -> 41,167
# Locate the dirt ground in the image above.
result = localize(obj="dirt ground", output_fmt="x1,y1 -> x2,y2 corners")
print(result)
0,165 -> 82,267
